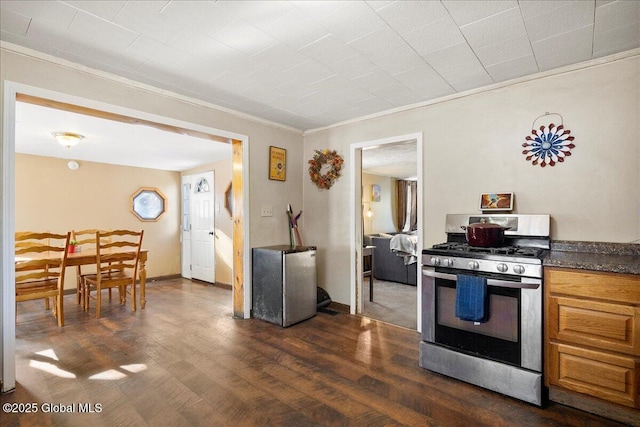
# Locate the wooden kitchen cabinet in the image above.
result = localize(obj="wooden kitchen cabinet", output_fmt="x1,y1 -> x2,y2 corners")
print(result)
545,267 -> 640,416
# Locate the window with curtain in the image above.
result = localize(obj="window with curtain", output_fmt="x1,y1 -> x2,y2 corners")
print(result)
396,180 -> 417,232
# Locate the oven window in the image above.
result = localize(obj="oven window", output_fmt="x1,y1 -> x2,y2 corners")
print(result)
435,281 -> 521,366
438,287 -> 518,341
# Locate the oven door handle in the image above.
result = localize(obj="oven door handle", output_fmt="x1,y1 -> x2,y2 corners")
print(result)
421,269 -> 540,289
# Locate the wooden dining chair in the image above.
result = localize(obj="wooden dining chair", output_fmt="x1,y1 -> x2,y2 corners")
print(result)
83,229 -> 144,318
70,229 -> 110,308
15,231 -> 71,327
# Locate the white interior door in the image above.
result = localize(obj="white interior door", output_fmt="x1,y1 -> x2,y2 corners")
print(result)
191,171 -> 216,283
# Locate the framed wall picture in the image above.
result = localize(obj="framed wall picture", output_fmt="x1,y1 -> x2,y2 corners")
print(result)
269,146 -> 286,181
479,192 -> 514,211
371,184 -> 381,202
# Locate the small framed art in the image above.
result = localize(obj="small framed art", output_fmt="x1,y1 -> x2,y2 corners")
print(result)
371,184 -> 381,202
479,192 -> 514,211
269,146 -> 286,181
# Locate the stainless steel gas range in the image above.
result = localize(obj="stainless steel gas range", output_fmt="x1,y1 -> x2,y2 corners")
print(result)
420,214 -> 550,406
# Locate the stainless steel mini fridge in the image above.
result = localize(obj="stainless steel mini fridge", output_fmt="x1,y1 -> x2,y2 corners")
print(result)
252,245 -> 317,327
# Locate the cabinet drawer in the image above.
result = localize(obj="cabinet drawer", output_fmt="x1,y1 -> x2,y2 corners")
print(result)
548,343 -> 639,408
548,296 -> 640,355
545,268 -> 640,304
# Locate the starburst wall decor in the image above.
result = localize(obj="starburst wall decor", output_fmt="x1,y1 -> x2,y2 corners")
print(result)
522,112 -> 575,167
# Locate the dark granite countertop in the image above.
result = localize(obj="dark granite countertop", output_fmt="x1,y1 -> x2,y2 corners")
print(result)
544,241 -> 640,275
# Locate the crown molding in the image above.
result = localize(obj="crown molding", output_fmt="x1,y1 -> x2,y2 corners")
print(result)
0,41 -> 304,136
304,48 -> 640,135
3,41 -> 637,137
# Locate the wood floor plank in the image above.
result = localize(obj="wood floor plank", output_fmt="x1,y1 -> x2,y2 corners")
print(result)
227,331 -> 440,425
242,326 -> 483,426
182,319 -> 402,425
261,328 -> 523,426
1,278 -> 628,426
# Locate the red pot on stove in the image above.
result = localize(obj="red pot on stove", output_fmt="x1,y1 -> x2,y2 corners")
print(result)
461,222 -> 510,247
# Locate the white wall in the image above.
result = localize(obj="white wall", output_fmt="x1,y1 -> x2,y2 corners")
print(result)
304,54 -> 640,304
362,173 -> 396,234
0,46 -> 305,253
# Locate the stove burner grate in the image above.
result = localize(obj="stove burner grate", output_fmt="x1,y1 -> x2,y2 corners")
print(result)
431,243 -> 542,258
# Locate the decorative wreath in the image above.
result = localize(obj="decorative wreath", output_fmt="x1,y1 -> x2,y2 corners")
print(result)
308,149 -> 344,190
522,113 -> 575,167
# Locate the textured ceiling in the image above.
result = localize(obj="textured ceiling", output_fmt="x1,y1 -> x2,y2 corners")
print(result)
362,140 -> 417,179
2,0 -> 639,132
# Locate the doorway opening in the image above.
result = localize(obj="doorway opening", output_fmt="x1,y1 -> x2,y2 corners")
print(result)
349,133 -> 423,331
2,82 -> 250,393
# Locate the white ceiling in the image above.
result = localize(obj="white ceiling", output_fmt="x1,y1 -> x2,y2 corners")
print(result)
2,0 -> 639,134
15,101 -> 232,171
362,140 -> 417,179
16,99 -> 415,176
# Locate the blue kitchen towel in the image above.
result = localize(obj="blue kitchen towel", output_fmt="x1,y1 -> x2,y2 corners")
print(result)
455,274 -> 488,322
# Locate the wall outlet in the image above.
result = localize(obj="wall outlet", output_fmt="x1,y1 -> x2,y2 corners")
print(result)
261,205 -> 273,217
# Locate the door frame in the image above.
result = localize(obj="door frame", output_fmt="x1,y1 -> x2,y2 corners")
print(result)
1,80 -> 251,393
181,175 -> 193,279
349,132 -> 423,331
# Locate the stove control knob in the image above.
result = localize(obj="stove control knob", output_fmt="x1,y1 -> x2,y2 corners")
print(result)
443,258 -> 454,267
496,263 -> 508,273
468,261 -> 479,270
513,265 -> 525,275
430,257 -> 440,266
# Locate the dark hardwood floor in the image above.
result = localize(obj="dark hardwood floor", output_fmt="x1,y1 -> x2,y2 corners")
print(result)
1,278 -> 625,426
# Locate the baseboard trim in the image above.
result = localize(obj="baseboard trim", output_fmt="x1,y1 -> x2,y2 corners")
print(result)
64,274 -> 182,294
327,301 -> 349,313
64,275 -> 230,294
549,386 -> 639,426
147,274 -> 182,282
189,278 -> 232,289
214,282 -> 232,290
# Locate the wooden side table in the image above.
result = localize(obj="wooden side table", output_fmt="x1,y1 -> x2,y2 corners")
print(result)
363,245 -> 375,301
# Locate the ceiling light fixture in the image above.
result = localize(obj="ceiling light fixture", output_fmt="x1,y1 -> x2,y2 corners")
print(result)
52,132 -> 84,148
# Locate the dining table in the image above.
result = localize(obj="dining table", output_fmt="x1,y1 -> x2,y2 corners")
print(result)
68,248 -> 149,310
16,248 -> 149,310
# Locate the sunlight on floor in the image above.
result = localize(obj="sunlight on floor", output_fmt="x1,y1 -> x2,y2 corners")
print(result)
29,348 -> 76,378
28,348 -> 148,380
89,363 -> 148,380
120,363 -> 147,373
89,369 -> 127,380
29,360 -> 76,379
35,348 -> 59,361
